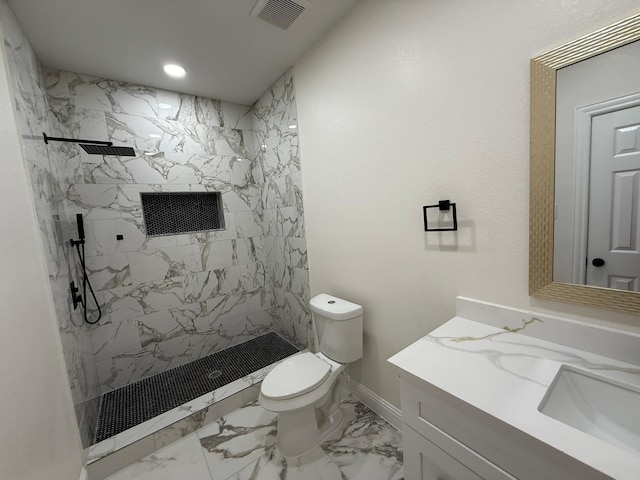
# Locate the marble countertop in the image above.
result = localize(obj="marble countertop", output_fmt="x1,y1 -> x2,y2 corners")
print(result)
388,298 -> 640,480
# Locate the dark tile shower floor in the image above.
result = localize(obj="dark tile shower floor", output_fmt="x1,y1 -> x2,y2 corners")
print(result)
94,332 -> 298,444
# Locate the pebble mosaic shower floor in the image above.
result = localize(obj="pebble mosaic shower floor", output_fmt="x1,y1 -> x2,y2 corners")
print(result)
94,332 -> 298,443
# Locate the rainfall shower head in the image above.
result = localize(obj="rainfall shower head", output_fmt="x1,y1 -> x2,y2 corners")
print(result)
43,133 -> 136,156
80,144 -> 136,156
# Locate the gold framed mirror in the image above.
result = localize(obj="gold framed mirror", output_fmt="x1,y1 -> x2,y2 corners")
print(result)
530,13 -> 640,314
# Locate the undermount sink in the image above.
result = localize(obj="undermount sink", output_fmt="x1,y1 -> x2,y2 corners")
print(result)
539,365 -> 640,455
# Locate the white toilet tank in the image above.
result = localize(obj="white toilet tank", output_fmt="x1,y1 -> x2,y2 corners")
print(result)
310,294 -> 363,364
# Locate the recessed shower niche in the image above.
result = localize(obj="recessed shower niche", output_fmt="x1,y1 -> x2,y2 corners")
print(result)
140,191 -> 225,236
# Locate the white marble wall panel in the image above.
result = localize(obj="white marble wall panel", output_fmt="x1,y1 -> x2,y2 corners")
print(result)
201,240 -> 235,270
155,89 -> 252,131
174,216 -> 238,244
128,244 -> 203,285
40,66 -> 290,394
61,71 -> 158,117
280,205 -> 306,238
236,211 -> 263,237
66,183 -> 120,219
87,319 -> 142,362
252,70 -> 310,349
85,253 -> 132,291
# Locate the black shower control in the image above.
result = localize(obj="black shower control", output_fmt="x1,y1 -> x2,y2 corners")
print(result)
70,281 -> 82,310
116,234 -> 124,240
76,213 -> 85,240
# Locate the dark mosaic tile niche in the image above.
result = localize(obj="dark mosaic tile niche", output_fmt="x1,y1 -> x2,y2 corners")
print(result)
141,191 -> 225,237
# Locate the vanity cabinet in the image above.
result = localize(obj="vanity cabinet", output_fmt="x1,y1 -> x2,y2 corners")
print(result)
403,426 -> 507,480
399,377 -> 604,480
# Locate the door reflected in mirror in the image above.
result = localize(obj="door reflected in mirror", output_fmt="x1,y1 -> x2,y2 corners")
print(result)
553,39 -> 640,292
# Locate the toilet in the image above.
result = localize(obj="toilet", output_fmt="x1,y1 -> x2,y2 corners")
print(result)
259,293 -> 363,457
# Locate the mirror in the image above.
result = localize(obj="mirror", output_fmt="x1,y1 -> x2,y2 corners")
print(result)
530,12 -> 640,313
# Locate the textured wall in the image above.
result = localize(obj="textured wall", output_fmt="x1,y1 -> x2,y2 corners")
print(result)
253,70 -> 311,349
294,0 -> 640,409
0,2 -> 83,478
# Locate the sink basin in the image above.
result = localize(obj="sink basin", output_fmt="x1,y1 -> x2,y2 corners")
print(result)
539,365 -> 640,455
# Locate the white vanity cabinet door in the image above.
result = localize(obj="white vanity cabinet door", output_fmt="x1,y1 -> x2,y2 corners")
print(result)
403,424 -> 484,480
398,377 -> 605,480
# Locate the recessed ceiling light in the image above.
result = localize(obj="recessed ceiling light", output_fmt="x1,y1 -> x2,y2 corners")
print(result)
163,64 -> 186,78
158,103 -> 173,110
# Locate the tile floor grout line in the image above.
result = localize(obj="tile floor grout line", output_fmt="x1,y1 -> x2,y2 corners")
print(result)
194,432 -> 217,480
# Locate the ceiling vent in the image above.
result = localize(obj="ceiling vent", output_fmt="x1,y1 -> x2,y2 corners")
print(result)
251,0 -> 311,30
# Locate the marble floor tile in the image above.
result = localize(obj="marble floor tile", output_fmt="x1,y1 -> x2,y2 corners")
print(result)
197,403 -> 278,479
104,434 -> 211,480
322,399 -> 404,480
102,396 -> 403,480
227,446 -> 344,480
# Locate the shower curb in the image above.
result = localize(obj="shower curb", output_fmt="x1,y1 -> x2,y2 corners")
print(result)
85,346 -> 303,479
86,384 -> 260,480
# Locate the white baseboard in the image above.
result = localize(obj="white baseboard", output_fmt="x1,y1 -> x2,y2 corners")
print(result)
79,467 -> 88,480
348,381 -> 402,430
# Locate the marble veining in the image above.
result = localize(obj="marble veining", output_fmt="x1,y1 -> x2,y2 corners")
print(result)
2,0 -> 309,448
253,70 -> 311,350
388,297 -> 640,480
103,396 -> 403,480
87,357 -> 286,464
48,66 -> 310,396
449,316 -> 542,342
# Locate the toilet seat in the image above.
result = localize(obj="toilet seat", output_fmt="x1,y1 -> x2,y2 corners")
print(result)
261,352 -> 331,400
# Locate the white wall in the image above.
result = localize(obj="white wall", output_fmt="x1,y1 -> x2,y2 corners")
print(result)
294,0 -> 640,407
0,25 -> 82,480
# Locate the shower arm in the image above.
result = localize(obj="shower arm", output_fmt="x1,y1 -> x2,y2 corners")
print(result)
43,133 -> 113,147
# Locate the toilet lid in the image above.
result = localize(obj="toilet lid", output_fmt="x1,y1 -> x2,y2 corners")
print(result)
261,352 -> 332,400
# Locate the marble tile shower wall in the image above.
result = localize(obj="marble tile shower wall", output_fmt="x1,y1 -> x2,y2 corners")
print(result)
43,69 -> 278,395
253,71 -> 311,349
0,0 -> 101,447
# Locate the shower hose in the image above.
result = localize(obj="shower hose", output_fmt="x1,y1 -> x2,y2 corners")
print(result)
73,240 -> 102,325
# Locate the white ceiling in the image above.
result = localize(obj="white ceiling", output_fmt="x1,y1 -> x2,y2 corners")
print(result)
7,0 -> 359,105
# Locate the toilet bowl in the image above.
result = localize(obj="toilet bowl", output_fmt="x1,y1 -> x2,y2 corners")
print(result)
260,351 -> 345,457
259,294 -> 363,457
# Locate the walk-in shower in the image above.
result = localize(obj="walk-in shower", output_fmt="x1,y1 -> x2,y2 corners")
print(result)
5,38 -> 308,462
